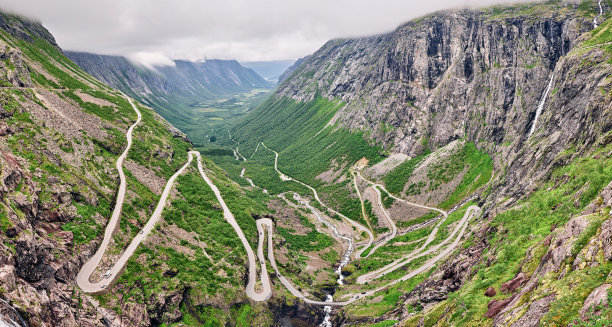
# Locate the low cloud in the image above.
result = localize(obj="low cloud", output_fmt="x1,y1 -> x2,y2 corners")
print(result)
0,0 -> 536,62
127,52 -> 176,68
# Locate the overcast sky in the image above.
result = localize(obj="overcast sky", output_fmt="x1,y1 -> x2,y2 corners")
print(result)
0,0 -> 533,66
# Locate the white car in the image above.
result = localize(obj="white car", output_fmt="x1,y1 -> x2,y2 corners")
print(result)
140,230 -> 144,235
103,270 -> 112,279
100,284 -> 108,289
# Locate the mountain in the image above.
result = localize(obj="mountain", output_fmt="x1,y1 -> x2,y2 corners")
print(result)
277,55 -> 310,84
65,51 -> 274,144
2,1 -> 612,326
226,0 -> 612,325
0,10 -> 303,327
241,59 -> 296,82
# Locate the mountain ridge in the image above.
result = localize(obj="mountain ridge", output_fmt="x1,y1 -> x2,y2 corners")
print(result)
66,50 -> 274,145
225,1 -> 612,325
0,1 -> 611,326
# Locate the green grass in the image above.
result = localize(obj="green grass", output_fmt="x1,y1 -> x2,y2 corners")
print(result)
370,320 -> 399,327
0,204 -> 11,233
163,171 -> 245,252
61,200 -> 110,244
277,226 -> 334,252
384,152 -> 429,194
232,96 -> 384,183
379,188 -> 395,208
582,15 -> 612,63
438,142 -> 493,209
420,139 -> 612,326
214,97 -> 386,223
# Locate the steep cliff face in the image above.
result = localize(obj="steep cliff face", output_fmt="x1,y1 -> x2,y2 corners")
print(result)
277,3 -> 590,154
238,0 -> 611,200
229,1 -> 612,326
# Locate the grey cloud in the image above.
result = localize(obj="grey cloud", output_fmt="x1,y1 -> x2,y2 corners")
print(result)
0,0 -> 535,63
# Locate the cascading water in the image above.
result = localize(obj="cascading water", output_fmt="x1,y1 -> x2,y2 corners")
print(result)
292,194 -> 354,326
319,295 -> 334,327
593,0 -> 604,28
528,72 -> 555,138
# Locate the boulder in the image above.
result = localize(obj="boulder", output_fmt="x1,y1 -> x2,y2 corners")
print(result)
0,121 -> 12,136
120,302 -> 151,327
485,296 -> 515,318
500,273 -> 527,293
485,287 -> 497,297
0,265 -> 16,292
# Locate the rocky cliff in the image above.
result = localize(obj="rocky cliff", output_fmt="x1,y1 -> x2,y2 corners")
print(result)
238,0 -> 611,200
230,1 -> 612,325
277,2 -> 591,153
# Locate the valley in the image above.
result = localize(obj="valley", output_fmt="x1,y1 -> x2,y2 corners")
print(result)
0,0 -> 611,326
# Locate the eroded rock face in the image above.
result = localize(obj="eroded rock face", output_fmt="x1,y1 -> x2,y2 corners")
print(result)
0,266 -> 17,292
499,273 -> 527,294
120,303 -> 151,327
277,6 -> 589,154
509,294 -> 556,327
0,40 -> 32,87
270,299 -> 328,327
600,220 -> 612,261
486,296 -> 516,319
14,240 -> 53,283
580,284 -> 611,318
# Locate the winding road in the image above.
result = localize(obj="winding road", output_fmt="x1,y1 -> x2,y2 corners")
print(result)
76,98 -> 482,308
362,184 -> 398,256
352,171 -> 374,231
252,143 -> 482,305
77,95 -> 143,292
254,207 -> 480,306
76,96 -> 272,301
260,142 -> 374,258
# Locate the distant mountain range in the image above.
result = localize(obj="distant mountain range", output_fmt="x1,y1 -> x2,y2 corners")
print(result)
240,60 -> 296,82
66,51 -> 274,143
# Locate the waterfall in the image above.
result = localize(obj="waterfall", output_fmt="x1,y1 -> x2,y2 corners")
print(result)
319,295 -> 334,327
593,0 -> 604,28
293,194 -> 353,327
528,72 -> 555,138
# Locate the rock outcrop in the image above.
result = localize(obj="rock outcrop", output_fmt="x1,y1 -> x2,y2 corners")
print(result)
272,2 -> 611,203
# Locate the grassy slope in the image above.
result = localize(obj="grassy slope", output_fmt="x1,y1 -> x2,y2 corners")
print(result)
223,96 -> 385,224
403,136 -> 612,326
0,22 -> 275,326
